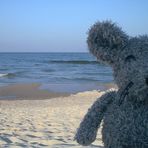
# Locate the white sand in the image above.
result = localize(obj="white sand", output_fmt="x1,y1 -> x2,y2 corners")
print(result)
0,90 -> 108,148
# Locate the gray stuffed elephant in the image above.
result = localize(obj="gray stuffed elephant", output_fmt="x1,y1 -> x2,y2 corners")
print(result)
75,20 -> 148,148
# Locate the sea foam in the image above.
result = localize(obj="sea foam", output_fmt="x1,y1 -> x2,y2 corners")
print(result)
0,73 -> 8,77
0,73 -> 15,78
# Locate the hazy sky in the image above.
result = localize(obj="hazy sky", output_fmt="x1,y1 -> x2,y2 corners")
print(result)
0,0 -> 148,52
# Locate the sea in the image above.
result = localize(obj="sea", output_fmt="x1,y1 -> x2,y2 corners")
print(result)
0,52 -> 114,93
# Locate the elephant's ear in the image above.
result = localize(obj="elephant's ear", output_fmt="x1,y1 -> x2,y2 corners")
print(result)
87,21 -> 129,65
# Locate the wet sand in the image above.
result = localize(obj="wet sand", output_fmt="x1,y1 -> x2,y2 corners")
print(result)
0,83 -> 69,100
0,84 -> 117,147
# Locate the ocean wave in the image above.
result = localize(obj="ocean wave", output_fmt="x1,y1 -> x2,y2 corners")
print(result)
48,60 -> 99,64
61,77 -> 98,82
42,69 -> 55,72
0,68 -> 9,71
0,73 -> 16,78
0,73 -> 8,77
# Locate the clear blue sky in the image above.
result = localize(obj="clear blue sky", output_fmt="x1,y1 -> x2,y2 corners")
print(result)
0,0 -> 148,52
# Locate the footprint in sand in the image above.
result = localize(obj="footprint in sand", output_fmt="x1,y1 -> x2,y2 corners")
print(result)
0,136 -> 12,144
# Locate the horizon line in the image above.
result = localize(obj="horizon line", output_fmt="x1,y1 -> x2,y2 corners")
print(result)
0,51 -> 89,53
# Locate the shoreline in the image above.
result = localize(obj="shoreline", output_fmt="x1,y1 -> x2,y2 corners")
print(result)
0,83 -> 69,100
0,82 -> 117,100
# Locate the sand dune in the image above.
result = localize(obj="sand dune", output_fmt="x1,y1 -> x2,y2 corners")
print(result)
0,90 -> 108,147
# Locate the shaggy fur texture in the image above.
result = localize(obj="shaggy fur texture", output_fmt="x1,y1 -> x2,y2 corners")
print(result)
75,21 -> 148,148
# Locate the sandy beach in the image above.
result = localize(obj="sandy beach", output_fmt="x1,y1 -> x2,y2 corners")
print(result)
0,83 -> 113,148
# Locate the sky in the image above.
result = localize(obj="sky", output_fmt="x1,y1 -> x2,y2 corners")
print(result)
0,0 -> 148,52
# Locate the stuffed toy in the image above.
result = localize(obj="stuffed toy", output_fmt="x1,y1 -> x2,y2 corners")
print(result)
75,20 -> 148,148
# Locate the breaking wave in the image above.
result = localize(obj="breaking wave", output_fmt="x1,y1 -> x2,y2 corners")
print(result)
48,60 -> 99,64
0,73 -> 16,78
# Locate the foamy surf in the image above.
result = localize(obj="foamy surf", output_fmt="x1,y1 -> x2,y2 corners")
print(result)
0,73 -> 9,77
0,73 -> 15,78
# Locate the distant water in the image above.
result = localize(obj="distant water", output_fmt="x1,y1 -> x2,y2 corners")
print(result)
0,52 -> 114,93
